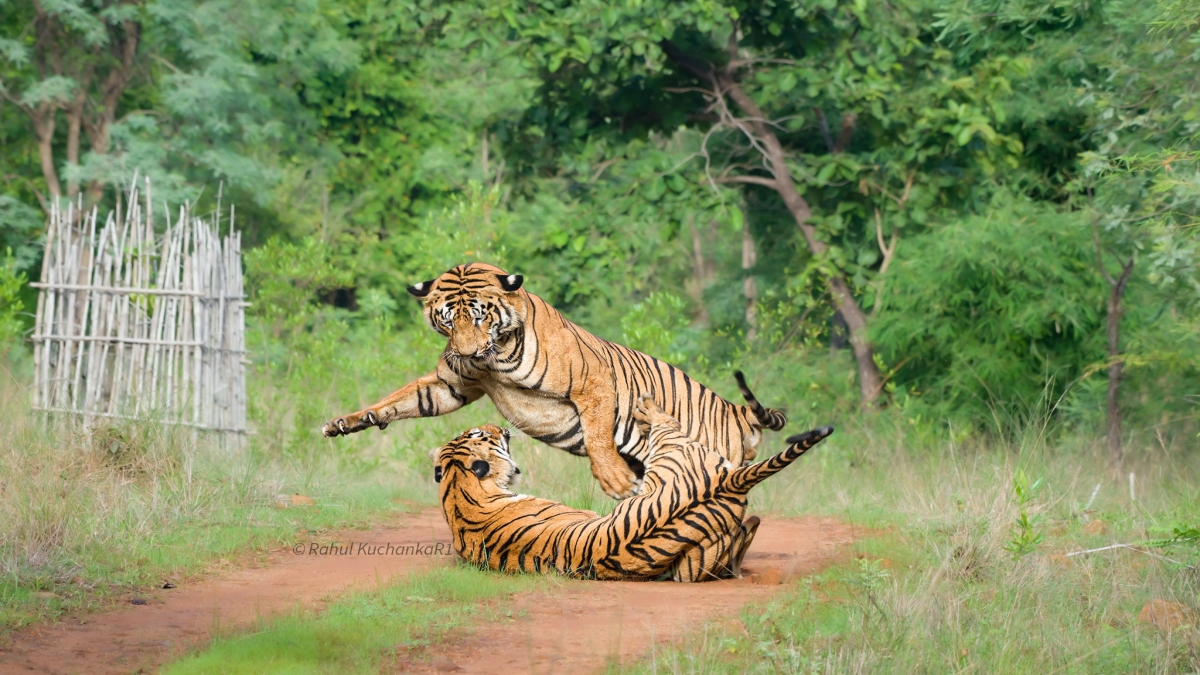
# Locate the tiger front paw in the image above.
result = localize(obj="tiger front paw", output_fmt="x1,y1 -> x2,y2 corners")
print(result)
595,461 -> 642,500
321,409 -> 388,437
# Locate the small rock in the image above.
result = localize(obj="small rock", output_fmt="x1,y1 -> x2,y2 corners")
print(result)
433,659 -> 462,672
161,581 -> 177,589
1082,520 -> 1107,536
290,494 -> 317,506
751,569 -> 784,586
1138,600 -> 1196,631
131,598 -> 148,606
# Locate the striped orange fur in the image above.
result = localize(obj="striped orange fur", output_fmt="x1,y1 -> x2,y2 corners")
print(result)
324,262 -> 787,500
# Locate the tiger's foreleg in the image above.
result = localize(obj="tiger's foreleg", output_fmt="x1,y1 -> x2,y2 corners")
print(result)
322,368 -> 482,437
577,395 -> 642,500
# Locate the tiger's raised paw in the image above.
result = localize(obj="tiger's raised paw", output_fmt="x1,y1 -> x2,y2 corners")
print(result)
321,409 -> 384,437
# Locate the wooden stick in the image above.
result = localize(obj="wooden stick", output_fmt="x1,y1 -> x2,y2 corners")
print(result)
32,180 -> 248,437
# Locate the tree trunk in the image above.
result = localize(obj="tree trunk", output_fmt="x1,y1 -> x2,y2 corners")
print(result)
741,208 -> 757,340
661,41 -> 886,405
831,275 -> 884,403
1104,262 -> 1133,469
1092,212 -> 1135,471
32,111 -> 62,202
66,102 -> 83,200
718,75 -> 884,405
65,62 -> 93,200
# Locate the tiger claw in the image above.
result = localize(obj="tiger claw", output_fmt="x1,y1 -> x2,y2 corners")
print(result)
364,410 -> 378,426
337,418 -> 348,434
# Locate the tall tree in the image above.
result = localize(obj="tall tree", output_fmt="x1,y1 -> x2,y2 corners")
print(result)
0,0 -> 359,219
939,0 -> 1200,465
0,0 -> 141,210
490,0 -> 1023,406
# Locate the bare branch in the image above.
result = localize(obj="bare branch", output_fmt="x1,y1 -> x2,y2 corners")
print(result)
716,175 -> 779,188
728,57 -> 801,69
589,158 -> 619,183
898,171 -> 915,204
870,207 -> 900,319
874,207 -> 899,277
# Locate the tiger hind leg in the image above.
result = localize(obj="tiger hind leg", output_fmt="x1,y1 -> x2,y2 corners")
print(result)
676,515 -> 761,582
729,515 -> 761,578
671,527 -> 742,582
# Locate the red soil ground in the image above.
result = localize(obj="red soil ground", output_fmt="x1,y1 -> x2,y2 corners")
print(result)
0,510 -> 857,675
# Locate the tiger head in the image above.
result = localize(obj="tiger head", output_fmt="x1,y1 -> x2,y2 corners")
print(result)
407,262 -> 526,360
432,424 -> 521,491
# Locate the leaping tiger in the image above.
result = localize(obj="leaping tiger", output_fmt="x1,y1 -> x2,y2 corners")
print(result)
322,262 -> 787,500
433,396 -> 833,581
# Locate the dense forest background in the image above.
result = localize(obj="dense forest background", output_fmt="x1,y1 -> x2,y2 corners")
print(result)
1,0 -> 1198,464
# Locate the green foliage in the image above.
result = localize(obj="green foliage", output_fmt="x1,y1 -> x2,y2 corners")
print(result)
1,0 -> 1198,438
872,198 -> 1105,417
1003,469 -> 1045,559
0,248 -> 26,352
620,292 -> 689,365
246,237 -> 353,341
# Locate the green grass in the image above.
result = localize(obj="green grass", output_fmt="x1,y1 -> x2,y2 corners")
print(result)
0,385 -> 435,631
161,564 -> 551,675
616,414 -> 1200,673
6,333 -> 1200,673
0,362 -> 609,634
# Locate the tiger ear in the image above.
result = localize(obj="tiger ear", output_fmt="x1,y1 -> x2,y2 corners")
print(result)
407,279 -> 436,298
471,459 -> 491,479
496,274 -> 523,292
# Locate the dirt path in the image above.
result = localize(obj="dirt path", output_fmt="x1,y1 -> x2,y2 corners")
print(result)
0,509 -> 454,675
0,511 -> 856,675
395,517 -> 856,674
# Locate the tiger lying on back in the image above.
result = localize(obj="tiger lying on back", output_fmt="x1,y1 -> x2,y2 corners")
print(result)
433,396 -> 833,582
323,262 -> 786,499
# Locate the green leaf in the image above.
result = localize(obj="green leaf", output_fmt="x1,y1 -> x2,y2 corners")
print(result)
573,35 -> 593,59
816,162 -> 838,185
778,72 -> 797,93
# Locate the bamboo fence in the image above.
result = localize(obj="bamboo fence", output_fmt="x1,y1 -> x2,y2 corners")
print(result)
31,179 -> 247,443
